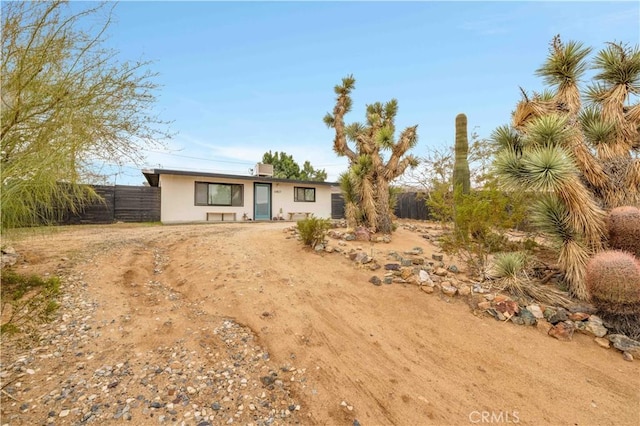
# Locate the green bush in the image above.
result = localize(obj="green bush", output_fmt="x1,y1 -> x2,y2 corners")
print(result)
1,270 -> 61,337
440,182 -> 531,279
297,216 -> 331,249
608,206 -> 640,257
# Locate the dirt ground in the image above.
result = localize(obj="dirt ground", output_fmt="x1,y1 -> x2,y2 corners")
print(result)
2,221 -> 639,425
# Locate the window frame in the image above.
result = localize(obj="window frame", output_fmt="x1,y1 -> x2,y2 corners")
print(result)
194,181 -> 244,206
294,186 -> 316,203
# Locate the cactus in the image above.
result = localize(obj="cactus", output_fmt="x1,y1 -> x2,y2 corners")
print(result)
453,113 -> 471,195
586,250 -> 640,315
608,206 -> 640,257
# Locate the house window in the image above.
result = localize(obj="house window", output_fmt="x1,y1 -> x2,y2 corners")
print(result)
195,182 -> 243,206
294,186 -> 315,202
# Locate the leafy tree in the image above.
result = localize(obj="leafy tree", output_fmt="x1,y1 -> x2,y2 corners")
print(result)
493,36 -> 640,300
1,1 -> 171,230
261,151 -> 326,181
324,75 -> 419,234
300,160 -> 327,182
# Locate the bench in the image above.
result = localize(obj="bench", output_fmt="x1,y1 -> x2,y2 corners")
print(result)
207,212 -> 236,222
287,212 -> 312,220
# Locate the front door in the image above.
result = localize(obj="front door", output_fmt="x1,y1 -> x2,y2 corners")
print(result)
254,183 -> 271,220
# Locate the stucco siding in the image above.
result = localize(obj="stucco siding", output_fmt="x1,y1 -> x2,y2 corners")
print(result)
158,174 -> 333,223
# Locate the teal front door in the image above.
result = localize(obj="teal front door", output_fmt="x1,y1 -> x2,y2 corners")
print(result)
254,183 -> 271,220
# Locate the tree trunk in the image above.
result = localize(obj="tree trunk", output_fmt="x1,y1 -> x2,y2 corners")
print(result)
375,176 -> 393,234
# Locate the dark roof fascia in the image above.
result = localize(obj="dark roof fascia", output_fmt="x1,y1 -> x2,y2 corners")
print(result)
142,169 -> 338,187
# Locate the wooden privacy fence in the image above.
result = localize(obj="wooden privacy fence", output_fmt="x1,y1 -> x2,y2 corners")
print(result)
331,192 -> 431,221
61,185 -> 160,224
394,192 -> 430,220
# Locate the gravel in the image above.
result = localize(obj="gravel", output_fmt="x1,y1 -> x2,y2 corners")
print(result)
1,260 -> 306,425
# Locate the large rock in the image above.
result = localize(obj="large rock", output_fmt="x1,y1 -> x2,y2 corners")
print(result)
441,284 -> 457,297
544,307 -> 568,324
369,276 -> 382,286
548,321 -> 575,342
1,246 -> 18,268
434,267 -> 448,277
517,308 -> 537,326
457,285 -> 471,296
400,268 -> 413,280
418,270 -> 434,286
526,304 -> 544,319
354,226 -> 371,241
353,252 -> 372,264
495,300 -> 519,317
575,315 -> 608,338
608,334 -> 640,357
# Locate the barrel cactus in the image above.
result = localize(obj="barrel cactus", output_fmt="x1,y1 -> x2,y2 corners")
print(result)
586,250 -> 640,339
608,206 -> 640,257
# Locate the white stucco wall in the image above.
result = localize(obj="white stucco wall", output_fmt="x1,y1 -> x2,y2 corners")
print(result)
158,174 -> 334,224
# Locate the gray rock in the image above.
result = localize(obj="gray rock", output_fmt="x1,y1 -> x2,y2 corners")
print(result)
575,315 -> 608,338
447,264 -> 459,273
432,253 -> 444,262
354,252 -> 371,264
369,276 -> 382,286
544,307 -> 568,324
608,334 -> 640,357
400,258 -> 413,267
526,304 -> 544,319
384,263 -> 400,271
517,308 -> 537,326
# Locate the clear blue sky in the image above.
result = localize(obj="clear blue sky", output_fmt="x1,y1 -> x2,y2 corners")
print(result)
97,1 -> 639,185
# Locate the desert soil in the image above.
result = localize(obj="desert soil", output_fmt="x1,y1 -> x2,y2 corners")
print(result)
1,221 -> 639,426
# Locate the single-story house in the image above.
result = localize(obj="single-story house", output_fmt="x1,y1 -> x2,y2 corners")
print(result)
142,165 -> 339,224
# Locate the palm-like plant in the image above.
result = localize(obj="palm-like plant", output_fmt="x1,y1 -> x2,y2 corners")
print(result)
494,36 -> 640,300
324,75 -> 419,233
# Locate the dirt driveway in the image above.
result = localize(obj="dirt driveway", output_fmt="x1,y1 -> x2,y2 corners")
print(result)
1,221 -> 639,425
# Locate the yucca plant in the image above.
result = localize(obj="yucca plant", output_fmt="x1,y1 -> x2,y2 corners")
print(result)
493,36 -> 640,300
490,250 -> 574,307
490,251 -> 530,298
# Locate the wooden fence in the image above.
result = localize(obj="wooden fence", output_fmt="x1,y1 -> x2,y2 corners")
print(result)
331,192 -> 431,221
394,192 -> 430,220
61,185 -> 160,224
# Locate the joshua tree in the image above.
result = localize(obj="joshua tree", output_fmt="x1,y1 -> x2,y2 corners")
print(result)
324,75 -> 419,234
493,36 -> 640,300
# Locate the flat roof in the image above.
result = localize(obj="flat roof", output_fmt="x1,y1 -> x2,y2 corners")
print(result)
142,168 -> 338,188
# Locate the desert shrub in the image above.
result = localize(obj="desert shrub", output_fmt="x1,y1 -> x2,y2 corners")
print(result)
608,206 -> 640,257
297,216 -> 331,249
586,250 -> 640,339
1,270 -> 61,337
426,181 -> 454,224
440,183 -> 530,279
